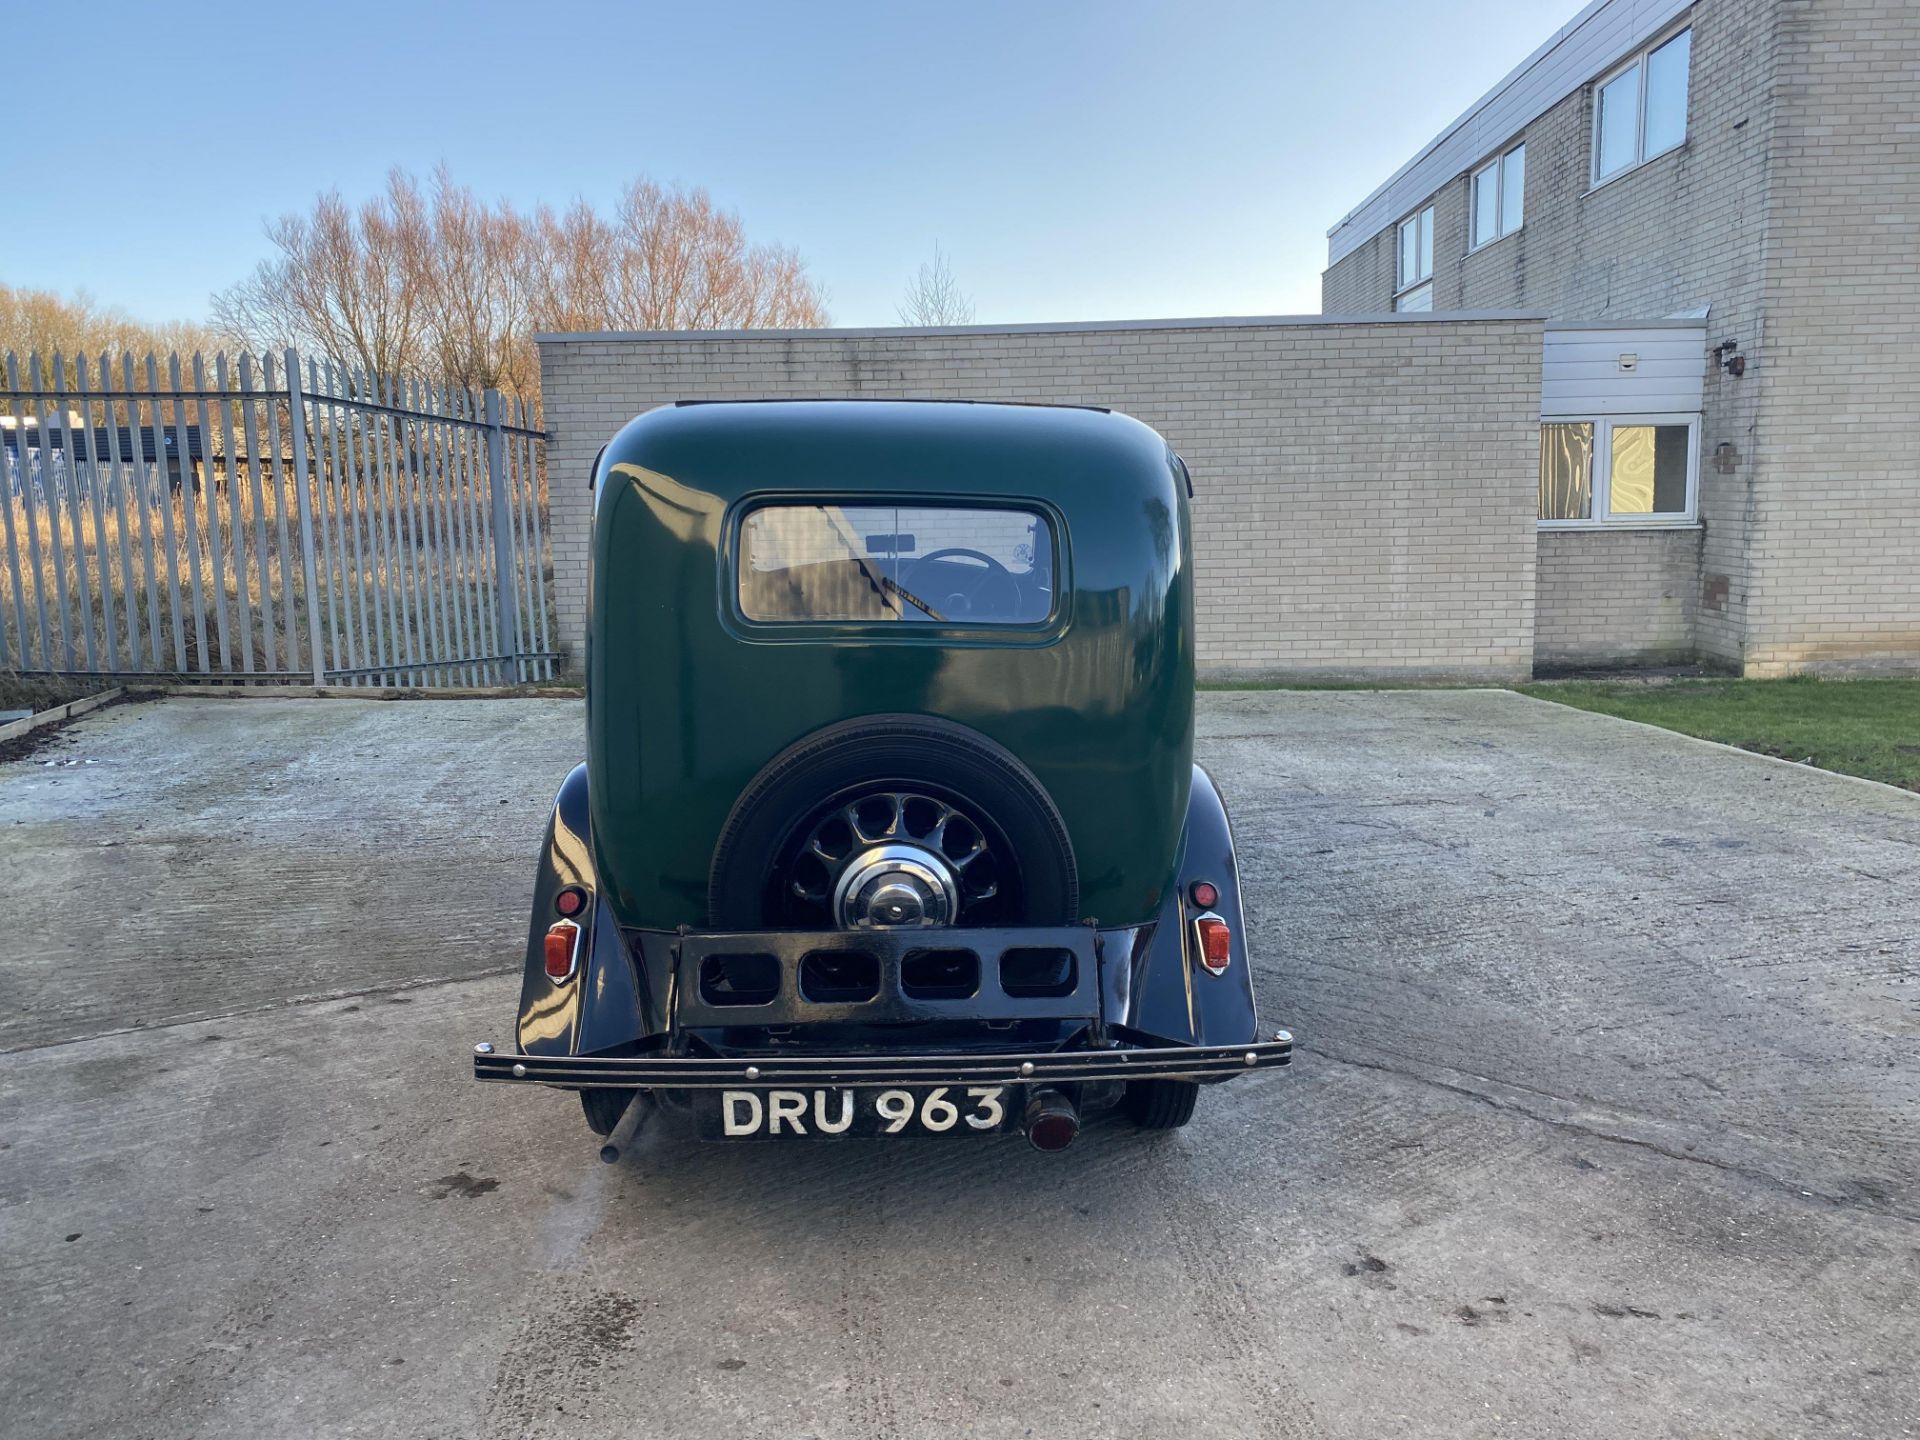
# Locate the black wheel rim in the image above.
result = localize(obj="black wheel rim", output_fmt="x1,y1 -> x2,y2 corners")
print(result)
776,787 -> 1013,927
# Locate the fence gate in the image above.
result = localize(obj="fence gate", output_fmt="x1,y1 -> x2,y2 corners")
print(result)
1,348 -> 556,688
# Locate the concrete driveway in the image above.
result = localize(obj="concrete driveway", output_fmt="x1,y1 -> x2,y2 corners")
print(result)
1,691 -> 1915,1439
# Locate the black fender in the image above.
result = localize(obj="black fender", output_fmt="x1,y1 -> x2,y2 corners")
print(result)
515,764 -> 659,1057
1100,763 -> 1261,1049
514,762 -> 1261,1058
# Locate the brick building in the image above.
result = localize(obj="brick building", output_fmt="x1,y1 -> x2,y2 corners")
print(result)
1324,0 -> 1920,675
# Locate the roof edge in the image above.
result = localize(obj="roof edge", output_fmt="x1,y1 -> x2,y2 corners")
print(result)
1325,0 -> 1693,264
1325,0 -> 1617,244
536,311 -> 1546,345
1544,317 -> 1709,331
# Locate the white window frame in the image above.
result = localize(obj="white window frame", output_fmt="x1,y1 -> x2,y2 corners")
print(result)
1591,26 -> 1692,186
1394,205 -> 1434,305
1469,142 -> 1526,251
1537,413 -> 1700,530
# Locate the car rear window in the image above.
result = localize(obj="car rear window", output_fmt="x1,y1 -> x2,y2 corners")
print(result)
738,504 -> 1054,625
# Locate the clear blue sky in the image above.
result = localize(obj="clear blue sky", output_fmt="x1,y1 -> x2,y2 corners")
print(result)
2,0 -> 1579,329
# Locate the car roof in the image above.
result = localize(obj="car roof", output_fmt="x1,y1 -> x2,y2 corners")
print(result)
597,399 -> 1178,512
617,397 -> 1155,466
673,397 -> 1111,414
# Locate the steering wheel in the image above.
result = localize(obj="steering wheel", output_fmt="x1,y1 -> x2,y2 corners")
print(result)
910,547 -> 1023,621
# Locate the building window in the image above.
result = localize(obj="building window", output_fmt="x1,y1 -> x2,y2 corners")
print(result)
1539,423 -> 1594,520
1471,143 -> 1526,248
1395,205 -> 1434,307
1608,423 -> 1692,516
1538,415 -> 1697,526
1594,27 -> 1692,182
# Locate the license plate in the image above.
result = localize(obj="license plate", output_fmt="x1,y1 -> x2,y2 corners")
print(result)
693,1085 -> 1014,1141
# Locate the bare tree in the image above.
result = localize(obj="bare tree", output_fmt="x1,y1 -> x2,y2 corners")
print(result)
213,168 -> 829,404
527,179 -> 829,335
417,167 -> 537,398
0,282 -> 217,370
213,170 -> 434,388
897,243 -> 976,327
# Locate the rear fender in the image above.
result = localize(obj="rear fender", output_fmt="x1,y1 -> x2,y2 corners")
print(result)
1102,763 -> 1260,1048
516,764 -> 657,1056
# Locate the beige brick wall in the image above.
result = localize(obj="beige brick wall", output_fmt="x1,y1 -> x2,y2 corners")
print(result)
539,316 -> 1545,683
1536,529 -> 1703,668
1322,0 -> 1779,670
1324,0 -> 1920,676
1745,0 -> 1920,674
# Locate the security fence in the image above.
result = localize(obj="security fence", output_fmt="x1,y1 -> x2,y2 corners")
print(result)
1,349 -> 554,687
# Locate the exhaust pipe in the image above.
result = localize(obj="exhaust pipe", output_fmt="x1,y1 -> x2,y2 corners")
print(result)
1024,1089 -> 1080,1152
596,1090 -> 654,1164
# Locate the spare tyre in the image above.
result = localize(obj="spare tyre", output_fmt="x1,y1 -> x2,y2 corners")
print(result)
709,714 -> 1078,930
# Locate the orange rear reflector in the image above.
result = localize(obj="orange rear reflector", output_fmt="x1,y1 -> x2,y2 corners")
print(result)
1195,917 -> 1231,976
544,921 -> 580,982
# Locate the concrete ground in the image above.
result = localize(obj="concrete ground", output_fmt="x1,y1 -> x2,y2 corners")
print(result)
1,691 -> 1915,1440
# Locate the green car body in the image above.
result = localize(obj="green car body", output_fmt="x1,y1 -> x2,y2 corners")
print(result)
475,398 -> 1291,1148
588,399 -> 1194,933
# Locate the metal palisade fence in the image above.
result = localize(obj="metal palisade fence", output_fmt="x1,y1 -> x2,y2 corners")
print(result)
0,349 -> 556,687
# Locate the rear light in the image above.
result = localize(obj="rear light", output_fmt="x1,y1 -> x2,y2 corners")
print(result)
554,885 -> 588,918
544,920 -> 581,982
1194,916 -> 1231,976
1189,880 -> 1219,909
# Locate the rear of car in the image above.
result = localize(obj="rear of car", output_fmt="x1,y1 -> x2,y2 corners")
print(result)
473,400 -> 1290,1149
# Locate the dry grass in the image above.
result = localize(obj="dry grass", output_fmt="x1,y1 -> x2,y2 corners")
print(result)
2,459 -> 555,685
0,672 -> 109,715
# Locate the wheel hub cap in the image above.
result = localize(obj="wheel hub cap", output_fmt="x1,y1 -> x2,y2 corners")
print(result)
833,844 -> 961,928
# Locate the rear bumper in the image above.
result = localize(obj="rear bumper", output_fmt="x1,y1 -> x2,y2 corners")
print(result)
472,1035 -> 1293,1090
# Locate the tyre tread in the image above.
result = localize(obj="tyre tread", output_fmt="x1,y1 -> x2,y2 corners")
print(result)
1123,1078 -> 1199,1130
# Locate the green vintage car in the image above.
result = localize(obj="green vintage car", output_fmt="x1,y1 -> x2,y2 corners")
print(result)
473,399 -> 1291,1151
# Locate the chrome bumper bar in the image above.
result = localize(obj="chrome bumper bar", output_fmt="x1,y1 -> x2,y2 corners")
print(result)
473,1034 -> 1294,1090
